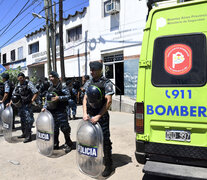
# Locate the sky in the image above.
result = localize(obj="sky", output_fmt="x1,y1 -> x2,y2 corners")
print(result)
0,0 -> 89,52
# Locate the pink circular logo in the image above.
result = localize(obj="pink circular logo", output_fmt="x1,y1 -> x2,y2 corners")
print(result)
164,44 -> 192,75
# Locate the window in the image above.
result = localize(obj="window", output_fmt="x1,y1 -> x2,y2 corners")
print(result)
3,54 -> 6,64
18,46 -> 23,60
104,0 -> 111,17
29,42 -> 39,55
11,50 -> 15,61
151,33 -> 207,87
67,25 -> 82,42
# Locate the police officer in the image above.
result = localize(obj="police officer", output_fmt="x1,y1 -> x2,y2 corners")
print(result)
83,61 -> 115,177
66,80 -> 77,120
8,72 -> 38,143
79,75 -> 90,104
0,73 -> 13,106
42,71 -> 73,153
0,73 -> 15,129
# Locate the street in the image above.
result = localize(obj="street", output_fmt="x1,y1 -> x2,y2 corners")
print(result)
0,105 -> 145,180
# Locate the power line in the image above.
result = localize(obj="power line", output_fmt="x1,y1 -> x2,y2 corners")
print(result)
2,1 -> 42,36
0,0 -> 89,49
0,18 -> 36,49
0,0 -> 40,36
0,0 -> 19,22
9,21 -> 45,45
0,0 -> 30,37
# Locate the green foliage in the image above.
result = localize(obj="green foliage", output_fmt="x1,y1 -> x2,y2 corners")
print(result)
29,70 -> 38,84
0,66 -> 38,85
0,66 -> 21,85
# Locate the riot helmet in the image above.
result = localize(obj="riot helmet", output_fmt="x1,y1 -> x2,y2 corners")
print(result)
46,92 -> 57,110
11,95 -> 22,108
87,85 -> 103,109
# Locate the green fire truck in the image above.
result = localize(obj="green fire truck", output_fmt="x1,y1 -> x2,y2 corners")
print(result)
134,0 -> 207,179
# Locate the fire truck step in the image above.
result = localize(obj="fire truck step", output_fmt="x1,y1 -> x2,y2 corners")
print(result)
143,161 -> 207,179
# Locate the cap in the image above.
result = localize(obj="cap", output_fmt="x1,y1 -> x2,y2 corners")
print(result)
89,61 -> 103,71
18,72 -> 25,78
1,73 -> 9,80
50,71 -> 59,78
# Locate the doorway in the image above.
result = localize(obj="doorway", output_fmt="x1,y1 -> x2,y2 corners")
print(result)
115,62 -> 124,95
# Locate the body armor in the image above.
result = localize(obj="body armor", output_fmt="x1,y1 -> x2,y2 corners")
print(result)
14,81 -> 33,105
47,82 -> 68,111
86,77 -> 108,116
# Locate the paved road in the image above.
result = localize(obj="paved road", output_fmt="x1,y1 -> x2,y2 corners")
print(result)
0,105 -> 146,180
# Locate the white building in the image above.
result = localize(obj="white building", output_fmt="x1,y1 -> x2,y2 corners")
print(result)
88,0 -> 147,103
1,37 -> 27,72
26,7 -> 88,79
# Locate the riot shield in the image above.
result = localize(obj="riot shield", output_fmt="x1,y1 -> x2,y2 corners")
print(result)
1,105 -> 13,143
0,103 -> 5,135
76,120 -> 103,178
36,109 -> 54,156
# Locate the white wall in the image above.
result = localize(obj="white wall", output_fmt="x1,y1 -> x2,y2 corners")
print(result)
88,0 -> 148,59
1,37 -> 27,63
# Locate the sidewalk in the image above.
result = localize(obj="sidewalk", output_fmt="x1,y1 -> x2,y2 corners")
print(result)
0,105 -> 144,180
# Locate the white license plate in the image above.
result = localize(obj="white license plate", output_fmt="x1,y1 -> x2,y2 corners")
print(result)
166,130 -> 191,142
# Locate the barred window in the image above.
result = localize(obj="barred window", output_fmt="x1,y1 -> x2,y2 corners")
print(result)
29,42 -> 39,55
11,50 -> 15,61
67,25 -> 82,42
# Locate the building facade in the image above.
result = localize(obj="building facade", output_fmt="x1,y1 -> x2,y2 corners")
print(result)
0,37 -> 27,72
26,7 -> 89,79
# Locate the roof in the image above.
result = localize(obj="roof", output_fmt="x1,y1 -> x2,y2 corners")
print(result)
25,7 -> 87,38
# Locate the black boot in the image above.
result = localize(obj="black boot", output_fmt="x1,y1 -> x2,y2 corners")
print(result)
54,133 -> 59,150
72,115 -> 76,120
23,125 -> 32,143
102,142 -> 114,177
18,122 -> 25,138
54,143 -> 59,150
64,133 -> 73,153
23,133 -> 32,143
12,114 -> 15,130
102,165 -> 115,177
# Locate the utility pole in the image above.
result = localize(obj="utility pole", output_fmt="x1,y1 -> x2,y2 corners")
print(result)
59,0 -> 65,80
48,0 -> 56,71
85,31 -> 88,75
44,0 -> 52,76
53,1 -> 57,71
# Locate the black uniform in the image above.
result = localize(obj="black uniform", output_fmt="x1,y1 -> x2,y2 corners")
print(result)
13,80 -> 38,141
44,81 -> 73,150
84,75 -> 114,168
3,80 -> 14,106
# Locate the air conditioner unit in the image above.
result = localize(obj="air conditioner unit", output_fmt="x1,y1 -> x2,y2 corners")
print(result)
105,1 -> 120,15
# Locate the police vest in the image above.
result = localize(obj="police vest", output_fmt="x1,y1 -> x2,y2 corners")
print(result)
6,81 -> 14,101
69,87 -> 76,101
0,83 -> 4,98
15,81 -> 33,104
86,76 -> 108,115
48,82 -> 68,110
